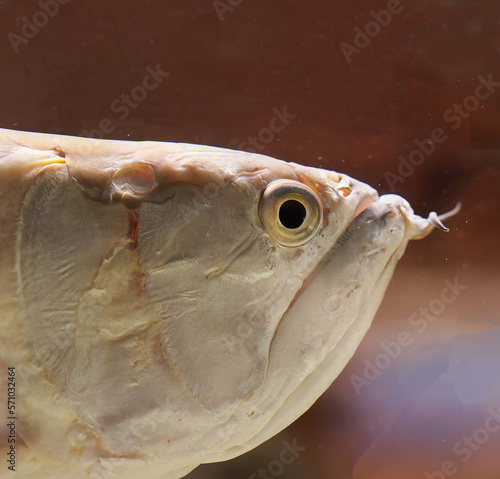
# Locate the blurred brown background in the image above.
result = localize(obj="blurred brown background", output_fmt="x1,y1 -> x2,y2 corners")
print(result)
1,0 -> 499,478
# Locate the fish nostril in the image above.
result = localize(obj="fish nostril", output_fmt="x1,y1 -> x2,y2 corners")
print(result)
328,172 -> 341,182
339,186 -> 351,197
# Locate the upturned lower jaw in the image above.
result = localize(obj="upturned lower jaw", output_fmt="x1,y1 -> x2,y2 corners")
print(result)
390,196 -> 462,240
354,194 -> 461,242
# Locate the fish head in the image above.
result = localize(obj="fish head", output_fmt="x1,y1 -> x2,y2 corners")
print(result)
138,155 -> 381,418
104,146 -> 441,460
2,128 -> 452,475
171,156 -> 442,461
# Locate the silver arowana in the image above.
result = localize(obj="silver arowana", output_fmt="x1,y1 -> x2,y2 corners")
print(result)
0,128 -> 457,478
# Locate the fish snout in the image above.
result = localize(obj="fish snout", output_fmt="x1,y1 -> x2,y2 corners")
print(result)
334,174 -> 379,220
360,194 -> 461,241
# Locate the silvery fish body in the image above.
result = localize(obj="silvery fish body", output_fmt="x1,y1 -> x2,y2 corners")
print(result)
0,128 -> 448,478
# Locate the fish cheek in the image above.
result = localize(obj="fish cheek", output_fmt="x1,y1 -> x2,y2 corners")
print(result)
137,184 -> 291,416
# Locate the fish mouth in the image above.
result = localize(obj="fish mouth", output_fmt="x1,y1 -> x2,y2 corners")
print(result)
350,194 -> 461,243
352,193 -> 378,221
332,174 -> 453,242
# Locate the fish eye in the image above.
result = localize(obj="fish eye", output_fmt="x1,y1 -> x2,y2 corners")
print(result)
259,180 -> 323,247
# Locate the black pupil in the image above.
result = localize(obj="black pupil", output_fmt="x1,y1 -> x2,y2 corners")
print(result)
279,200 -> 306,229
